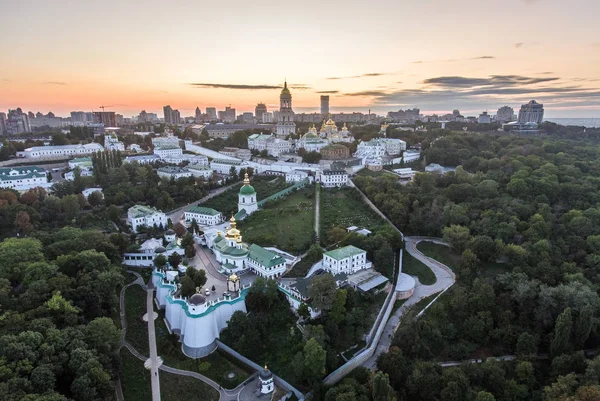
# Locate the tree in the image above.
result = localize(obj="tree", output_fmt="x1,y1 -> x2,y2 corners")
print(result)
180,275 -> 197,298
154,254 -> 167,269
476,391 -> 496,401
229,166 -> 237,177
190,219 -> 200,234
87,191 -> 104,208
372,371 -> 395,401
516,332 -> 538,359
574,305 -> 593,348
185,245 -> 196,258
330,289 -> 347,324
168,252 -> 182,268
374,242 -> 395,277
308,274 -> 337,312
298,303 -> 310,320
442,225 -> 471,253
303,338 -> 326,384
14,210 -> 34,234
186,267 -> 207,288
551,307 -> 572,357
173,222 -> 187,237
327,227 -> 347,244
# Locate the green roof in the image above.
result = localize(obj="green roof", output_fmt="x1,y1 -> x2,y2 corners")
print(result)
324,245 -> 365,261
0,166 -> 47,181
212,159 -> 242,165
187,206 -> 221,216
221,245 -> 249,257
248,244 -> 285,268
239,184 -> 256,195
155,144 -> 180,150
128,204 -> 162,218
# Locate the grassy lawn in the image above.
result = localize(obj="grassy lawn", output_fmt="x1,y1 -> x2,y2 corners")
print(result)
201,176 -> 291,215
124,285 -> 149,355
119,349 -> 220,401
320,187 -> 383,242
126,266 -> 153,284
355,168 -> 397,178
238,187 -> 315,254
154,310 -> 252,389
403,252 -> 437,285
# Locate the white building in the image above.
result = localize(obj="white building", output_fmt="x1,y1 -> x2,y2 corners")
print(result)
124,154 -> 162,164
65,169 -> 94,181
127,205 -> 168,233
210,159 -> 248,175
152,136 -> 181,147
496,106 -> 515,123
0,166 -> 49,191
82,187 -> 103,199
184,206 -> 223,226
478,112 -> 491,124
128,144 -> 142,152
248,133 -> 292,156
123,235 -> 185,267
68,157 -> 93,170
276,81 -> 296,137
403,150 -> 420,164
157,166 -> 193,180
518,100 -> 544,124
162,154 -> 208,165
104,133 -> 125,151
285,169 -> 309,183
238,174 -> 258,216
154,145 -> 183,159
393,168 -> 416,182
380,138 -> 406,156
187,164 -> 213,179
319,170 -> 348,188
322,245 -> 371,275
17,143 -> 104,159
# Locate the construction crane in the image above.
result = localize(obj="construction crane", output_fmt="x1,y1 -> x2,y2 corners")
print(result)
98,105 -> 113,111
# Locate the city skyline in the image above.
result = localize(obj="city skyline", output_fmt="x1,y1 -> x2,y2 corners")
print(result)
1,0 -> 600,118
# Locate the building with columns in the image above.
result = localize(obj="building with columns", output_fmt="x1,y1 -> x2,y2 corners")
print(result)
276,81 -> 296,138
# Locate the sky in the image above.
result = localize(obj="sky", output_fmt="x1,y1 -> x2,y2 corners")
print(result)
1,0 -> 599,118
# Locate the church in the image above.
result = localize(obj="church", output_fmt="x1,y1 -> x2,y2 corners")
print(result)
276,81 -> 296,138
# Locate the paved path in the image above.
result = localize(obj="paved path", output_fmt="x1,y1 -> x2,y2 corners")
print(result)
166,180 -> 240,224
146,286 -> 162,401
314,184 -> 320,241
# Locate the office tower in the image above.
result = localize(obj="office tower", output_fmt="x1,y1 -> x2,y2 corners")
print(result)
85,112 -> 95,122
518,100 -> 544,123
93,111 -> 117,127
496,106 -> 515,123
255,103 -> 267,122
320,95 -> 329,116
206,107 -> 217,120
195,107 -> 202,122
163,105 -> 173,124
276,81 -> 296,137
171,109 -> 181,124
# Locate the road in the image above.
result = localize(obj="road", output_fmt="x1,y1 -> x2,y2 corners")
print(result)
314,184 -> 320,241
146,285 -> 162,401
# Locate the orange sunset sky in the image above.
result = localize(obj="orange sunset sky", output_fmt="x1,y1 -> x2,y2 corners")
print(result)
1,0 -> 599,118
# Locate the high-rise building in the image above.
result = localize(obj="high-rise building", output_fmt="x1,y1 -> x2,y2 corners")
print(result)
496,106 -> 514,123
35,112 -> 44,119
47,112 -> 55,118
478,111 -> 491,124
85,112 -> 95,123
28,111 -> 35,119
255,103 -> 267,123
262,112 -> 273,123
387,108 -> 420,123
6,109 -> 32,134
276,81 -> 296,137
163,105 -> 174,124
0,113 -> 7,134
206,107 -> 217,120
93,111 -> 117,127
320,95 -> 329,117
138,110 -> 148,123
70,111 -> 86,123
116,114 -> 124,126
241,112 -> 254,124
218,106 -> 236,122
171,109 -> 181,124
195,107 -> 202,122
517,100 -> 544,123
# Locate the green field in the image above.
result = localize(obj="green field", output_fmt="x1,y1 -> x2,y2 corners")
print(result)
238,186 -> 316,253
201,176 -> 291,216
124,285 -> 149,354
403,252 -> 437,285
355,168 -> 397,178
120,350 -> 220,401
320,187 -> 383,242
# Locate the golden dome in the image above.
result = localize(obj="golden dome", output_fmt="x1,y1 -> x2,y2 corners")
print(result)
326,118 -> 336,126
280,80 -> 291,96
243,172 -> 250,186
230,214 -> 237,226
342,123 -> 348,130
229,273 -> 239,282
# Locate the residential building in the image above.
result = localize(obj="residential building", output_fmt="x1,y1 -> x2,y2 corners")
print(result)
478,111 -> 491,124
124,154 -> 162,164
70,111 -> 87,123
65,169 -> 93,180
319,170 -> 348,188
255,103 -> 267,122
0,166 -> 49,191
247,133 -> 292,156
205,107 -> 217,120
6,109 -> 31,134
187,164 -> 213,179
241,112 -> 254,124
205,123 -> 270,139
322,245 -> 371,275
387,108 -> 420,123
285,169 -> 310,183
17,143 -> 104,158
93,111 -> 117,127
195,107 -> 202,122
127,205 -> 167,233
496,106 -> 515,123
210,159 -> 248,174
82,187 -> 103,199
184,206 -> 223,226
218,106 -> 236,123
152,136 -> 180,148
154,145 -> 183,158
157,166 -> 193,180
276,81 -> 296,137
320,95 -> 329,116
518,100 -> 544,123
163,105 -> 174,124
0,112 -> 6,134
262,112 -> 273,123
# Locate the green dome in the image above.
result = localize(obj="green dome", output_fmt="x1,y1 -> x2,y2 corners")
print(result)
239,184 -> 256,195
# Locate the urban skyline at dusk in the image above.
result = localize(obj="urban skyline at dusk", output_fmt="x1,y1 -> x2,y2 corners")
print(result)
1,0 -> 600,117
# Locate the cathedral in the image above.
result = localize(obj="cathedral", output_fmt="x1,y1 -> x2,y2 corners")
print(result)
275,81 -> 296,138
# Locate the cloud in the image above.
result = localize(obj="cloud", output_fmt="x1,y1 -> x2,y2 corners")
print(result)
411,56 -> 495,64
42,81 -> 67,85
326,72 -> 392,80
422,75 -> 560,88
316,90 -> 339,94
343,90 -> 390,97
515,42 -> 524,48
190,83 -> 310,90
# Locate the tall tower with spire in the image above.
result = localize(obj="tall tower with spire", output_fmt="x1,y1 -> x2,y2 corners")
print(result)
276,80 -> 296,138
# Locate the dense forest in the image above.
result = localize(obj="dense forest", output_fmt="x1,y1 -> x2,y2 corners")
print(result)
326,133 -> 600,401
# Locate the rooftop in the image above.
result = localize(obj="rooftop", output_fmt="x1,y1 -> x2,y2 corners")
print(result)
324,245 -> 365,260
128,204 -> 164,218
187,206 -> 221,216
158,166 -> 190,174
248,244 -> 286,268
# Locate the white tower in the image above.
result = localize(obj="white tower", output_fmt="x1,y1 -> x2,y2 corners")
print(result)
238,173 -> 258,216
259,366 -> 274,394
276,81 -> 296,138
